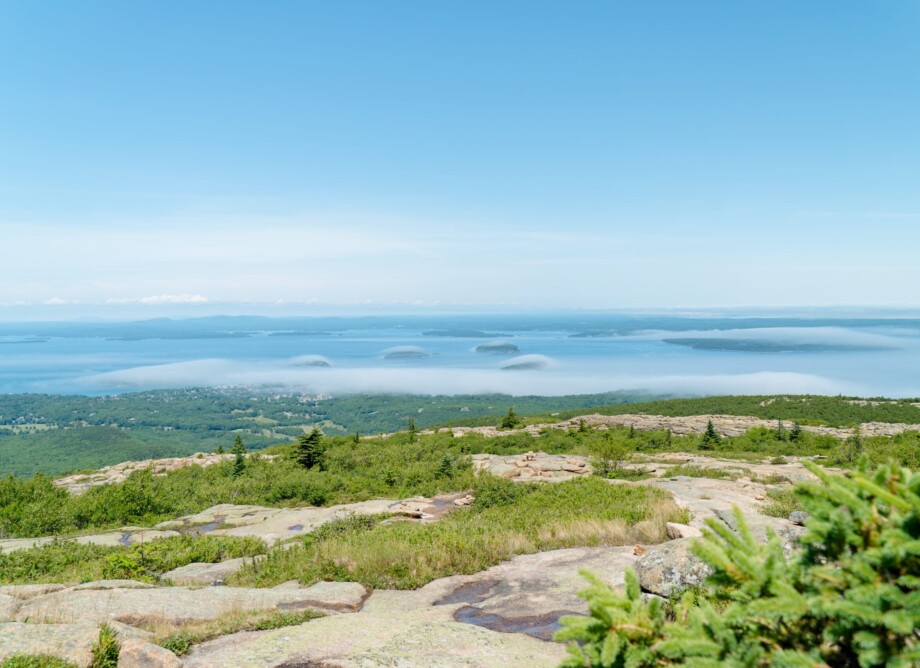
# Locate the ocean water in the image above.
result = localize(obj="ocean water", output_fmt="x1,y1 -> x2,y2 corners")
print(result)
0,314 -> 919,398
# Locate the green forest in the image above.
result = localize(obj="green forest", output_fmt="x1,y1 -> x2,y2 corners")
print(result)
1,389 -> 919,477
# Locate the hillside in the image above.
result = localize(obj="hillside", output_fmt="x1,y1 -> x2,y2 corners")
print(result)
3,391 -> 920,477
0,408 -> 916,666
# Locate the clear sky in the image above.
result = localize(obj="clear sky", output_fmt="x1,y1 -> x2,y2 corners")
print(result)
2,1 -> 919,315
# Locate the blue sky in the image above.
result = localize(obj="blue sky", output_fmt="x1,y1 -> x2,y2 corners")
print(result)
1,1 -> 919,314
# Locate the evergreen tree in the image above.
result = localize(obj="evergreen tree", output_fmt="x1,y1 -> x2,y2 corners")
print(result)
406,418 -> 418,443
294,428 -> 325,470
215,445 -> 224,455
436,455 -> 453,479
790,421 -> 803,442
353,431 -> 361,444
231,435 -> 246,476
775,418 -> 787,441
699,419 -> 721,450
499,407 -> 521,430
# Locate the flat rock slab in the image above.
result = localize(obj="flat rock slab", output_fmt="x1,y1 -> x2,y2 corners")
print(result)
180,547 -> 633,666
183,601 -> 566,668
54,453 -> 276,495
282,581 -> 369,612
15,581 -> 368,626
438,413 -> 920,440
153,496 -> 457,546
0,594 -> 19,622
162,556 -> 266,586
0,583 -> 67,600
0,529 -> 181,554
639,476 -> 768,528
424,546 -> 638,640
0,622 -> 98,667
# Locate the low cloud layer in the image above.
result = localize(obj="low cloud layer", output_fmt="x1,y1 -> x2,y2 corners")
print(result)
80,356 -> 864,398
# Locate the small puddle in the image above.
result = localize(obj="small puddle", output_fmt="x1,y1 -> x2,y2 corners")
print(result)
184,520 -> 224,536
433,579 -> 499,606
453,606 -> 574,642
118,532 -> 133,547
287,524 -> 304,531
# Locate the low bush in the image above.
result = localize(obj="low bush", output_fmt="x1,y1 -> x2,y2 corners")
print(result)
556,459 -> 920,667
665,464 -> 739,480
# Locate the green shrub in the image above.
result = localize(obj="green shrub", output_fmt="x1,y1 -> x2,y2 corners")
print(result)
90,624 -> 120,668
761,486 -> 801,518
556,459 -> 920,667
0,535 -> 265,585
665,464 -> 738,480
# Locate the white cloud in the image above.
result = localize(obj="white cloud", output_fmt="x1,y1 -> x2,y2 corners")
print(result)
106,294 -> 210,305
80,357 -> 860,398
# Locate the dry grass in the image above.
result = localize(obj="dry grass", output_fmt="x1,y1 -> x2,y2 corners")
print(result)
231,478 -> 688,590
141,607 -> 324,656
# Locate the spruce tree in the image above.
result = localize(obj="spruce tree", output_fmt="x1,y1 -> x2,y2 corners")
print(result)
436,454 -> 453,479
499,407 -> 520,430
231,435 -> 246,476
775,419 -> 786,441
790,421 -> 803,442
557,458 -> 920,667
699,419 -> 721,450
406,418 -> 418,443
294,428 -> 325,470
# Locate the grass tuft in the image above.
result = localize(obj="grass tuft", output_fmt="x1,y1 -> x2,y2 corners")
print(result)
148,608 -> 324,656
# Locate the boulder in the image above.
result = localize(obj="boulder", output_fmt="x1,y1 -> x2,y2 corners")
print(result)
118,639 -> 183,668
665,522 -> 702,540
789,511 -> 810,526
635,538 -> 712,597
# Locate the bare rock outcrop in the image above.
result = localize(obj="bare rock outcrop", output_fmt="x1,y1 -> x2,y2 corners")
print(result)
434,413 -> 920,440
54,453 -> 278,495
15,580 -> 368,626
471,452 -> 592,482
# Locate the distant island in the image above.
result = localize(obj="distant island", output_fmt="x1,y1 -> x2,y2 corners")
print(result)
501,355 -> 551,370
474,341 -> 520,354
268,331 -> 335,337
662,338 -> 890,353
423,330 -> 510,338
383,346 -> 432,359
569,330 -> 619,338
